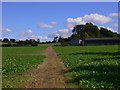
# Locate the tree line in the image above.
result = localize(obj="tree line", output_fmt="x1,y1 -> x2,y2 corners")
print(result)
0,38 -> 58,47
1,22 -> 119,46
1,38 -> 40,47
58,23 -> 119,45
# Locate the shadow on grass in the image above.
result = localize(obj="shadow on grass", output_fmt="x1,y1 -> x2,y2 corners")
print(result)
68,64 -> 120,89
92,56 -> 120,61
70,51 -> 120,56
67,51 -> 120,89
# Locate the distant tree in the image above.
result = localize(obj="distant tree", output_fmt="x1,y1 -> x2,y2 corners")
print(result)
117,33 -> 120,37
58,36 -> 62,42
53,36 -> 58,43
17,41 -> 25,46
41,42 -> 45,44
37,39 -> 40,43
99,27 -> 118,37
3,38 -> 9,42
29,39 -> 38,46
48,41 -> 51,43
0,39 -> 2,42
25,39 -> 29,43
10,39 -> 16,43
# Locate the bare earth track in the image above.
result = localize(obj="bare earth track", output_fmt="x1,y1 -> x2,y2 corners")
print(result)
25,46 -> 68,88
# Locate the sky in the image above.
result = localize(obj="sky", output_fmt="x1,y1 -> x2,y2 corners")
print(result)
1,0 -> 120,2
2,2 -> 119,42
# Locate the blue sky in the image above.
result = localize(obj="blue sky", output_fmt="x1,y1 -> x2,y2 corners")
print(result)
2,0 -> 120,2
2,2 -> 118,41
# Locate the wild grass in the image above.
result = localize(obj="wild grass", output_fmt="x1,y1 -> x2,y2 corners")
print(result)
2,46 -> 47,88
53,45 -> 120,89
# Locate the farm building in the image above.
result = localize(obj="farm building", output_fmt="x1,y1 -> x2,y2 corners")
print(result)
70,38 -> 82,46
84,38 -> 120,46
70,37 -> 120,46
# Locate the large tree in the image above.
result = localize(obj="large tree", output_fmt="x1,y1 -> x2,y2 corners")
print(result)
71,22 -> 118,40
58,22 -> 120,46
72,24 -> 88,40
99,27 -> 118,37
85,23 -> 100,37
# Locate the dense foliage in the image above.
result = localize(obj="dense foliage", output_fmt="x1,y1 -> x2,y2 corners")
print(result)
58,23 -> 119,45
72,23 -> 119,39
1,39 -> 39,47
54,45 -> 120,89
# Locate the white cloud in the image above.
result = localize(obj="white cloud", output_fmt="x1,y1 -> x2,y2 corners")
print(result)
65,13 -> 112,28
65,17 -> 85,28
20,29 -> 32,35
2,28 -> 12,33
4,28 -> 12,33
106,27 -> 114,31
109,13 -> 118,17
19,29 -> 53,42
48,32 -> 60,38
57,29 -> 69,35
114,23 -> 118,27
50,13 -> 112,39
98,26 -> 118,32
28,35 -> 53,42
2,28 -> 12,34
57,29 -> 72,38
26,30 -> 33,34
83,13 -> 112,24
39,36 -> 53,42
49,28 -> 72,38
19,29 -> 33,39
106,27 -> 118,32
38,21 -> 57,29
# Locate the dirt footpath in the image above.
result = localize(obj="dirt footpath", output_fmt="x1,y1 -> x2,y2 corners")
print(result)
25,46 -> 68,88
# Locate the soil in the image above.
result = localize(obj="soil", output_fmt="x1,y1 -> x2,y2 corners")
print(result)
24,46 -> 69,88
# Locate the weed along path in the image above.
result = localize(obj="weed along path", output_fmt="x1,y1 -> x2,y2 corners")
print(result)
25,46 -> 68,88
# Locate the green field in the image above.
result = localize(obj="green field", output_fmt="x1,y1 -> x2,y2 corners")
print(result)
54,45 -> 120,89
2,46 -> 47,88
2,45 -> 120,89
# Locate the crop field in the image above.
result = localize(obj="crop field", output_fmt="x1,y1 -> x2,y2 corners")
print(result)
54,45 -> 120,89
2,46 -> 47,88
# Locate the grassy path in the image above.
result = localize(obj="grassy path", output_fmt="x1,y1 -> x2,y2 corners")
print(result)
25,46 -> 68,88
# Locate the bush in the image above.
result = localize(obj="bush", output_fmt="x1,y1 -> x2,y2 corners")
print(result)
2,44 -> 12,47
61,42 -> 70,46
31,43 -> 38,46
